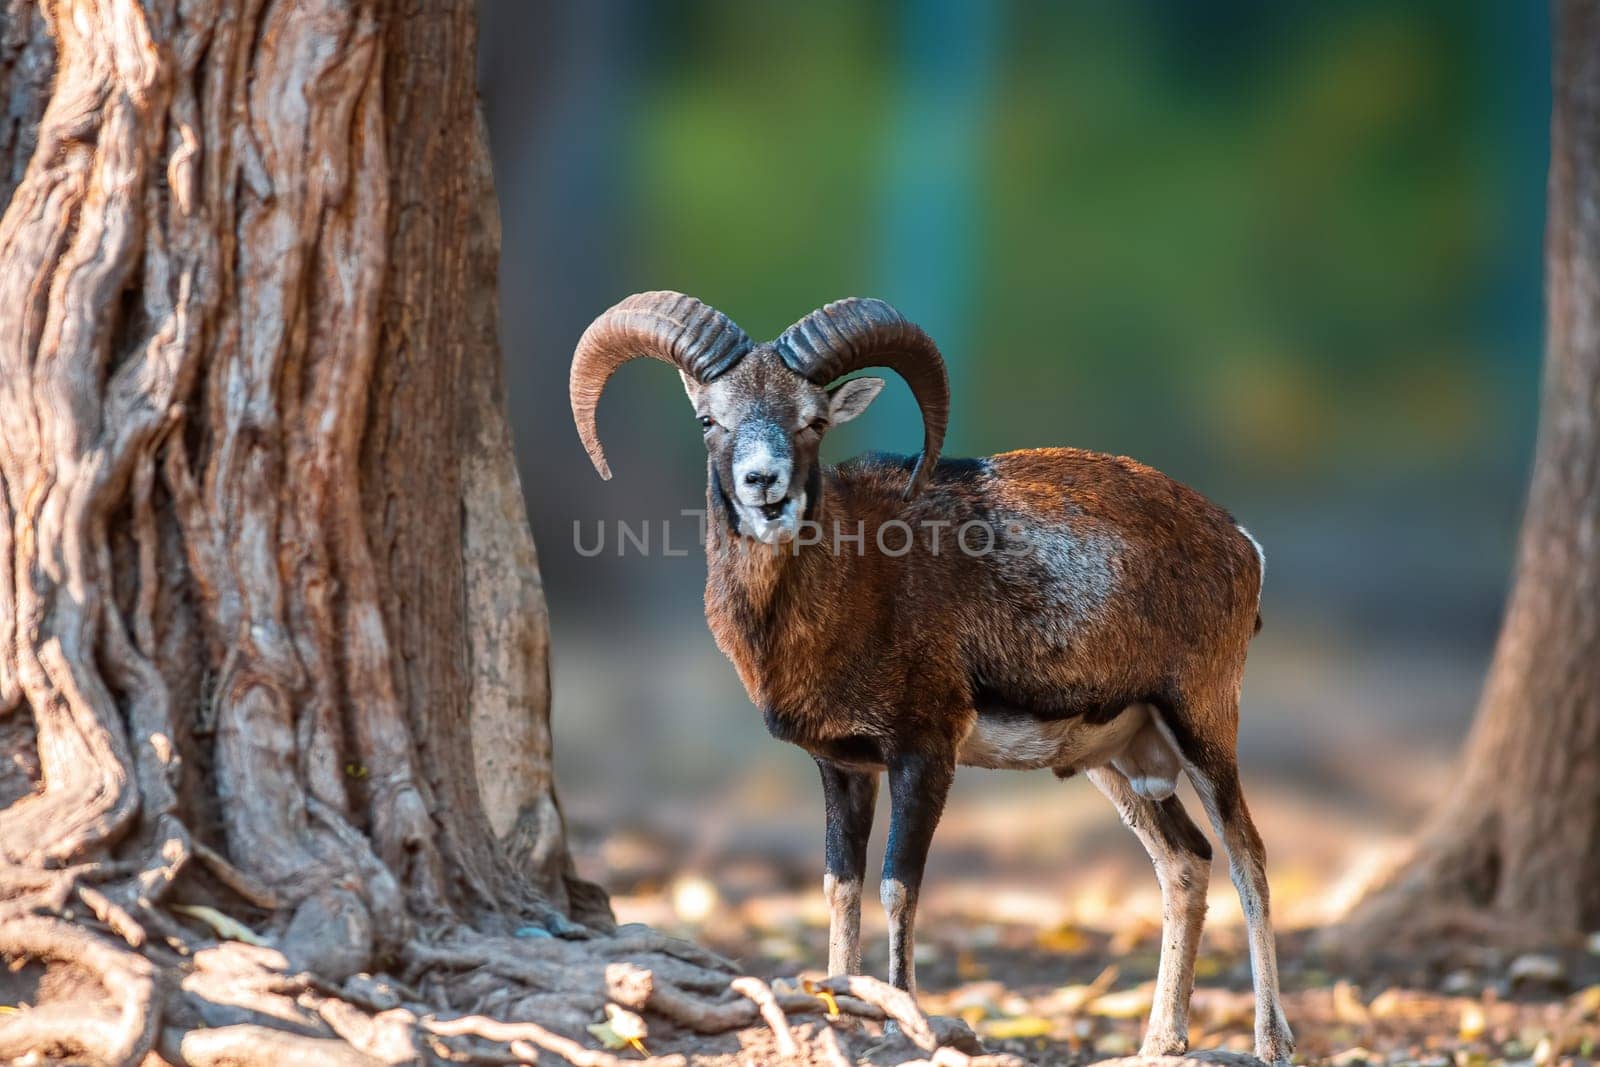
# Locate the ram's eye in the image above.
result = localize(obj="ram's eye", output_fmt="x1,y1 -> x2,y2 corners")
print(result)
698,416 -> 716,431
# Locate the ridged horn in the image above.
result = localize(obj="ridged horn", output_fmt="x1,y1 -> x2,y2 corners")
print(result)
774,298 -> 949,499
570,291 -> 752,479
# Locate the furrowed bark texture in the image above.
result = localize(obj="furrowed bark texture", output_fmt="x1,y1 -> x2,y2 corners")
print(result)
1340,0 -> 1600,954
0,0 -> 602,1008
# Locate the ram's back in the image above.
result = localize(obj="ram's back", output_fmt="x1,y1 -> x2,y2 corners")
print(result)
835,448 -> 1264,712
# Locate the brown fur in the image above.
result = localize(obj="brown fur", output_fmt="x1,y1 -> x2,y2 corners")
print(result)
704,446 -> 1262,774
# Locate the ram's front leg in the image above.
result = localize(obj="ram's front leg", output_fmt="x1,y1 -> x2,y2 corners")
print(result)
817,759 -> 878,975
881,749 -> 954,995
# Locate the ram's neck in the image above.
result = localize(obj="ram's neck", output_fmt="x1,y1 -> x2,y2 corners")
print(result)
702,467 -> 856,707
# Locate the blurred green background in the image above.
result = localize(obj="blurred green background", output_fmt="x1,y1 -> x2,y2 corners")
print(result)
478,1 -> 1551,927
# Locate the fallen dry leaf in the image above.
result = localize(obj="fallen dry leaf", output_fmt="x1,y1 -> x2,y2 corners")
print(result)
604,1004 -> 648,1042
1571,984 -> 1600,1020
588,1008 -> 650,1056
1089,984 -> 1154,1020
586,1019 -> 628,1050
1035,924 -> 1090,953
981,1014 -> 1055,1040
1368,988 -> 1442,1021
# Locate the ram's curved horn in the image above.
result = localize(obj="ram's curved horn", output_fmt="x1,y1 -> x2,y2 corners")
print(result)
774,298 -> 949,500
570,291 -> 752,479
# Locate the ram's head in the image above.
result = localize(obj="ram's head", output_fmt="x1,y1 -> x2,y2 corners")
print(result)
570,292 -> 949,544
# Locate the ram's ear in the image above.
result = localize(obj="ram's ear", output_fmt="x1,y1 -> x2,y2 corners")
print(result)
678,369 -> 702,404
827,376 -> 885,425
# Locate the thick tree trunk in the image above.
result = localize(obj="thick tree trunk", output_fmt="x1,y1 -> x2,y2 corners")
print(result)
0,0 -> 624,1058
1338,0 -> 1600,957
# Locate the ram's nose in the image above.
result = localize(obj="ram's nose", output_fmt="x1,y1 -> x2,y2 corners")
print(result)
739,471 -> 789,504
733,460 -> 791,504
743,470 -> 779,492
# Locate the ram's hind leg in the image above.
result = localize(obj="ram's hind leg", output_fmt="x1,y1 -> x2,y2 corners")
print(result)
1087,765 -> 1211,1056
1159,700 -> 1294,1065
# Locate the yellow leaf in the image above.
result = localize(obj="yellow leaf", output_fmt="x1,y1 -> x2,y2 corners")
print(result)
1036,924 -> 1089,953
801,978 -> 840,1017
1368,989 -> 1435,1020
1089,985 -> 1154,1020
587,1020 -> 629,1051
1459,1002 -> 1485,1041
604,1004 -> 648,1042
981,1015 -> 1054,1040
171,904 -> 267,946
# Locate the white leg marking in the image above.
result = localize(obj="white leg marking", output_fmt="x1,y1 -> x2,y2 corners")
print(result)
881,877 -> 917,995
823,873 -> 863,976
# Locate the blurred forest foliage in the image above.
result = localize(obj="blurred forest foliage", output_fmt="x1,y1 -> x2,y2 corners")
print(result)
476,0 -> 1554,939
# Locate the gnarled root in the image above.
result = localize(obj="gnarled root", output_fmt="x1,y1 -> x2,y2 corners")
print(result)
0,914 -> 157,1066
0,883 -> 1008,1067
159,1024 -> 387,1067
730,976 -> 797,1057
429,1013 -> 691,1067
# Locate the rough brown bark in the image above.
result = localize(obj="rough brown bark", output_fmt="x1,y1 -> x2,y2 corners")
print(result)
0,0 -> 649,1061
0,0 -> 597,930
1336,0 -> 1600,957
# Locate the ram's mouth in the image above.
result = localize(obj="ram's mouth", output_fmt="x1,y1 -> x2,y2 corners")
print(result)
736,492 -> 806,546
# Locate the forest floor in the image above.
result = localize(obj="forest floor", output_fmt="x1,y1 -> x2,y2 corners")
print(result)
573,811 -> 1600,1067
608,886 -> 1600,1066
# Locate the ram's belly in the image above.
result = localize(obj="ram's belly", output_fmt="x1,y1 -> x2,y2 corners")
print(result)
957,702 -> 1149,773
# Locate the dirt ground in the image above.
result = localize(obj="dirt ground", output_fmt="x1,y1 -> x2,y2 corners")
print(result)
575,808 -> 1600,1067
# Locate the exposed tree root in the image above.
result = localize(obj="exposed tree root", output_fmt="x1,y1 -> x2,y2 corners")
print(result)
0,857 -> 1031,1067
0,915 -> 156,1065
160,1024 -> 387,1067
730,976 -> 798,1057
429,1014 -> 689,1067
